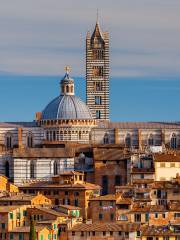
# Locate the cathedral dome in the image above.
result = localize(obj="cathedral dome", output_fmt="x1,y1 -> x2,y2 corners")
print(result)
41,68 -> 92,120
41,95 -> 92,120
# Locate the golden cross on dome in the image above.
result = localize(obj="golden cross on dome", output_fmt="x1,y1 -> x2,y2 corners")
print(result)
65,66 -> 71,74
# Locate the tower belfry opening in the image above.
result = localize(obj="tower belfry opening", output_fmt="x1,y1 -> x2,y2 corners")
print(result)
86,17 -> 110,121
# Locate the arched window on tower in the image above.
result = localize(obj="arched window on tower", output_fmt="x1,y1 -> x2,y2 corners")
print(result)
125,134 -> 131,148
66,85 -> 69,93
6,134 -> 12,149
54,161 -> 58,175
5,161 -> 10,178
171,133 -> 177,149
148,134 -> 154,146
30,161 -> 36,179
27,133 -> 33,148
103,133 -> 109,144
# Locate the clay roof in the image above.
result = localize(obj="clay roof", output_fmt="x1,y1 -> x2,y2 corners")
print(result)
152,181 -> 180,189
0,193 -> 36,202
90,194 -> 116,201
154,153 -> 180,162
93,148 -> 130,161
13,147 -> 75,158
9,226 -> 48,233
116,196 -> 132,205
20,182 -> 101,190
0,206 -> 24,212
34,207 -> 68,217
58,205 -> 81,210
70,223 -> 140,232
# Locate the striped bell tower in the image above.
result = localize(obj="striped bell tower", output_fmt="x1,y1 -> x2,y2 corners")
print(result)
86,19 -> 109,120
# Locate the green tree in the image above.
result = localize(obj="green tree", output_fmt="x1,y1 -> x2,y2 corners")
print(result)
29,218 -> 37,240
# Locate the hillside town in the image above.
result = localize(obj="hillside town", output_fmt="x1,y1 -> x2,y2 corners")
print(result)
0,19 -> 180,240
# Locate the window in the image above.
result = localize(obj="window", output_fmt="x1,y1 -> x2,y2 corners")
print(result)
103,133 -> 109,144
65,191 -> 68,196
134,214 -> 141,222
110,213 -> 114,221
163,237 -> 169,240
96,110 -> 101,119
162,213 -> 166,218
1,223 -> 5,229
171,133 -> 177,149
72,232 -> 75,236
6,134 -> 12,149
53,161 -> 58,175
110,231 -> 113,236
115,175 -> 122,186
136,231 -> 141,237
95,96 -> 102,105
160,163 -> 165,168
102,176 -> 108,195
170,163 -> 175,168
103,231 -> 106,236
148,134 -> 154,146
9,213 -> 13,219
93,49 -> 104,60
23,211 -> 27,217
174,213 -> 180,218
145,213 -> 149,222
147,237 -> 153,240
19,233 -> 24,240
27,133 -> 33,148
40,235 -> 44,240
5,161 -> 10,178
155,213 -> 158,218
92,66 -> 104,77
92,232 -> 95,236
125,134 -> 131,148
10,233 -> 14,240
99,201 -> 102,207
81,232 -> 84,236
99,213 -> 103,220
95,82 -> 102,91
118,214 -> 128,221
74,199 -> 78,207
30,161 -> 36,179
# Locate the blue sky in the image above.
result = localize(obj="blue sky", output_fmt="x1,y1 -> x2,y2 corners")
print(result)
0,0 -> 180,121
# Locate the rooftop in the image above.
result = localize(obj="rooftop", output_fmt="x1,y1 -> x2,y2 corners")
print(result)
70,223 -> 140,232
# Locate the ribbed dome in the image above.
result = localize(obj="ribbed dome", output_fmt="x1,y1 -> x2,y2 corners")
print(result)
41,95 -> 92,120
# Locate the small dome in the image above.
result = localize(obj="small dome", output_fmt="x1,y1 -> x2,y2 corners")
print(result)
41,95 -> 92,120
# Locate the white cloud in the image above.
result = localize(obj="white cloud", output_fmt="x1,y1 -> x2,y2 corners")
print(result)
0,0 -> 179,77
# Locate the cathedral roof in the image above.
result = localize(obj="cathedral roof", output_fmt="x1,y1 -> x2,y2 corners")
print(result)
41,95 -> 92,120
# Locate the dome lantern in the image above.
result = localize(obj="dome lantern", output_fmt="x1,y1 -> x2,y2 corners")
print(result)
60,66 -> 74,96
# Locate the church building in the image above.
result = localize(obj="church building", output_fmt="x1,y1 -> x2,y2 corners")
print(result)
0,20 -> 180,185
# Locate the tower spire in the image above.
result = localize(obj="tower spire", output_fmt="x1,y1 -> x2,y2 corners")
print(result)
96,8 -> 99,23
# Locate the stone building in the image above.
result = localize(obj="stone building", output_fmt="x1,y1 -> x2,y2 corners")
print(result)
0,20 -> 180,188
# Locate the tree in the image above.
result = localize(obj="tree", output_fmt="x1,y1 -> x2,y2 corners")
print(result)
29,218 -> 37,240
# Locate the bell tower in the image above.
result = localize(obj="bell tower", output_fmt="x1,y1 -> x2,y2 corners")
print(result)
86,18 -> 109,120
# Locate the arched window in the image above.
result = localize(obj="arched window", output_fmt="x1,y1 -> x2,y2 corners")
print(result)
103,133 -> 109,144
79,131 -> 82,140
171,133 -> 177,149
148,134 -> 154,146
66,85 -> 69,93
5,161 -> 10,178
27,133 -> 33,148
125,134 -> 131,148
118,214 -> 128,221
6,134 -> 12,149
30,161 -> 36,179
54,161 -> 58,175
53,131 -> 56,141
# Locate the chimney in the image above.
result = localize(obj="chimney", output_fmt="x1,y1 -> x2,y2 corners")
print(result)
35,112 -> 42,121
